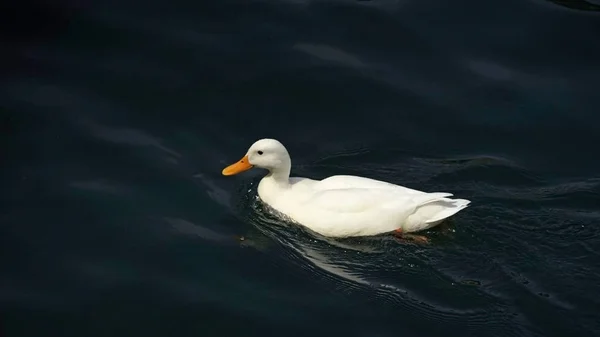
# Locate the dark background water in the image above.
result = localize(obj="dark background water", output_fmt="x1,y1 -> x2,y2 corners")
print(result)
2,0 -> 600,336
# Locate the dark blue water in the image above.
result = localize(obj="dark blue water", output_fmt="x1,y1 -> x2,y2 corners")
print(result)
2,0 -> 600,336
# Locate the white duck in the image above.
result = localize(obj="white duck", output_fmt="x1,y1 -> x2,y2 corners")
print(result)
222,139 -> 470,241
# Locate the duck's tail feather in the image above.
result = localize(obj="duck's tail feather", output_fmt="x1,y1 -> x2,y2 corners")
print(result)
413,192 -> 454,206
424,198 -> 471,224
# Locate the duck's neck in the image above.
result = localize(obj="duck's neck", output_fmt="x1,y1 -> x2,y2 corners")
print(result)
265,165 -> 290,186
258,162 -> 291,204
262,155 -> 292,188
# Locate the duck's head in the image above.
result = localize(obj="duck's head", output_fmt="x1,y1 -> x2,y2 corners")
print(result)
222,138 -> 291,176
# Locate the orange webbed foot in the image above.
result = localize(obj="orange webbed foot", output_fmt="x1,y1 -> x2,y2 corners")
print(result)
393,229 -> 430,244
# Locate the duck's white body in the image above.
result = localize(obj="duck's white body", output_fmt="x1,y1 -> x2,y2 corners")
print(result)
223,139 -> 470,238
257,174 -> 470,237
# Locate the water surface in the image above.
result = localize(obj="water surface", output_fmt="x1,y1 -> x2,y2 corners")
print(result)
2,0 -> 600,336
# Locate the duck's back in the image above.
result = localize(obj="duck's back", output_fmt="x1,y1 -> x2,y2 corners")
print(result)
311,175 -> 424,195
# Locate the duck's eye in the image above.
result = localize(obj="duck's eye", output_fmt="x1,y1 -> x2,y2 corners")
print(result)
258,151 -> 263,155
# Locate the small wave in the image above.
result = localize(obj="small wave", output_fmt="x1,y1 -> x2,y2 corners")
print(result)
544,0 -> 600,11
69,180 -> 130,196
165,217 -> 233,244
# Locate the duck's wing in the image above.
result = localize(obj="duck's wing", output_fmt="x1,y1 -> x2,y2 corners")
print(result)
301,187 -> 452,215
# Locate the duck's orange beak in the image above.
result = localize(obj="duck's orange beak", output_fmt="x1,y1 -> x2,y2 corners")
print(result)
222,155 -> 253,176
